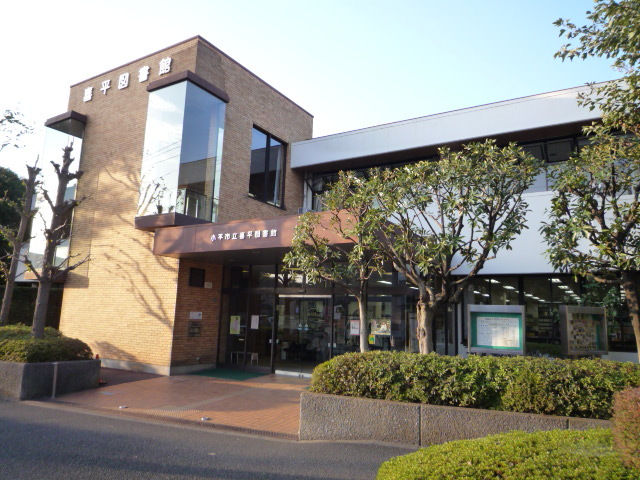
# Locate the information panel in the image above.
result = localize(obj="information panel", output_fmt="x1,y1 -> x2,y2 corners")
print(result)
468,305 -> 525,355
560,306 -> 608,356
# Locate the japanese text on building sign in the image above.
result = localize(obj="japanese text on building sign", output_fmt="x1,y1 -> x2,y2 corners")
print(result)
210,229 -> 278,242
83,57 -> 172,102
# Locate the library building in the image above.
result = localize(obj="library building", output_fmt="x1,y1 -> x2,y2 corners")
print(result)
22,36 -> 638,376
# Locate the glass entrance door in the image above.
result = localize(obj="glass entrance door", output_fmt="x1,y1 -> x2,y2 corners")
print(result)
275,296 -> 331,374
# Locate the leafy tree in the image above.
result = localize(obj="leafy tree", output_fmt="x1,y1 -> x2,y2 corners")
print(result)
0,167 -> 25,277
369,141 -> 541,354
541,129 -> 640,359
549,0 -> 640,360
555,0 -> 640,133
284,171 -> 385,352
0,109 -> 32,278
23,145 -> 89,338
0,109 -> 32,153
0,164 -> 40,325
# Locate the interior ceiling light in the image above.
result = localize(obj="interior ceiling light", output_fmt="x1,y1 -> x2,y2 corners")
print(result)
489,279 -> 500,284
552,278 -> 562,283
503,286 -> 516,290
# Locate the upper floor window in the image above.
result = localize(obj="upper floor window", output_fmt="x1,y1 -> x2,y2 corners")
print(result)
249,128 -> 285,207
137,80 -> 226,222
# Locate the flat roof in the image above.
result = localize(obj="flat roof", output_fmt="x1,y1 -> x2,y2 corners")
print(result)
291,83 -> 603,171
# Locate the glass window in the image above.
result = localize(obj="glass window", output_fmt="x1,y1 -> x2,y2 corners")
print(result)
189,267 -> 205,287
249,127 -> 285,207
523,143 -> 547,193
25,118 -> 84,276
546,139 -> 573,163
250,265 -> 276,288
138,81 -> 226,221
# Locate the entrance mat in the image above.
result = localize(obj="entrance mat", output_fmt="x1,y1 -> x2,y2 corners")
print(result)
191,368 -> 268,381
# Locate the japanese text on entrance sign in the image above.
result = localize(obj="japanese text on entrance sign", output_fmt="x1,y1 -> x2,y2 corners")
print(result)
210,229 -> 278,242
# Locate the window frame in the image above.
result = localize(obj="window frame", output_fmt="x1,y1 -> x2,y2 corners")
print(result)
249,126 -> 286,208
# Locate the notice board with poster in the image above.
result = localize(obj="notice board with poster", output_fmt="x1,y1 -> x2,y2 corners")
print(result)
468,304 -> 525,355
560,306 -> 608,356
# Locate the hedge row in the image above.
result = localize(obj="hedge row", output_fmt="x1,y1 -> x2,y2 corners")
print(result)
377,429 -> 638,480
0,325 -> 93,363
0,286 -> 63,328
613,387 -> 640,470
310,351 -> 640,419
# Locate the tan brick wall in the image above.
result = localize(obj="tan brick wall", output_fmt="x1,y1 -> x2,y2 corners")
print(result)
171,260 -> 223,366
57,37 -> 313,372
194,40 -> 313,222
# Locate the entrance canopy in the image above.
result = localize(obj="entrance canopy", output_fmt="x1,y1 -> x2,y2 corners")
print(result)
152,212 -> 351,264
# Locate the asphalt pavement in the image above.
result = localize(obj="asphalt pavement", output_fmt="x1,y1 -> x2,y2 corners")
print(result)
0,398 -> 416,480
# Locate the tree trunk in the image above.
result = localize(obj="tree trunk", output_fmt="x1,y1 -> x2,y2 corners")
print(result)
357,281 -> 370,352
0,242 -> 22,325
621,271 -> 640,363
31,276 -> 52,338
415,297 -> 427,354
0,166 -> 38,326
358,294 -> 370,352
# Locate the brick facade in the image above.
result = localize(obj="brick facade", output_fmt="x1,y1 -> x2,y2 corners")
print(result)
57,37 -> 313,374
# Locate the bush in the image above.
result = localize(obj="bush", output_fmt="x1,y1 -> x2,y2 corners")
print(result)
377,429 -> 637,480
311,351 -> 640,419
0,325 -> 92,362
613,387 -> 640,471
0,324 -> 60,340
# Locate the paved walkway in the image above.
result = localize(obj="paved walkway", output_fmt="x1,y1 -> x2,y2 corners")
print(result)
43,368 -> 309,440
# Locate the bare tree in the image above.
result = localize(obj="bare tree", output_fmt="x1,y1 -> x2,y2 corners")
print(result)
0,163 -> 40,325
24,145 -> 89,338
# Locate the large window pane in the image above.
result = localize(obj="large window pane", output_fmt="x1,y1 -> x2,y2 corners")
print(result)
249,129 -> 267,202
138,81 -> 226,221
249,128 -> 285,207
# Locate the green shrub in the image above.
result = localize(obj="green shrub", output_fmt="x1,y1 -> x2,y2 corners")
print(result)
0,324 -> 61,340
311,351 -> 640,419
377,429 -> 637,480
0,325 -> 92,362
613,387 -> 640,471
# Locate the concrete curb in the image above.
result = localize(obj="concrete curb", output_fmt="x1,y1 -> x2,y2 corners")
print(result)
300,392 -> 611,446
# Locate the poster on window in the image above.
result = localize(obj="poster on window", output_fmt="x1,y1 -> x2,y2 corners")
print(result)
560,306 -> 607,356
349,319 -> 360,336
370,319 -> 391,336
230,315 -> 241,335
468,305 -> 525,355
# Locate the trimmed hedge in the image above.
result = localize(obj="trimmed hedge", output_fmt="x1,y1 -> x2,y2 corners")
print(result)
377,429 -> 637,480
311,351 -> 640,419
0,324 -> 61,340
0,325 -> 92,363
613,387 -> 640,470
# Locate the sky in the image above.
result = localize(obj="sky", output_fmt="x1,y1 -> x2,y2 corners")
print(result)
0,0 -> 620,178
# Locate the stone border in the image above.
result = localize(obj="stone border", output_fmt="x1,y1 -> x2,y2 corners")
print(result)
299,392 -> 611,446
0,359 -> 100,400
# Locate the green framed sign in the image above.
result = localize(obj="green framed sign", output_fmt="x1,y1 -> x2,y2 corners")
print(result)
468,305 -> 525,355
